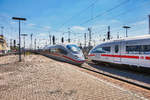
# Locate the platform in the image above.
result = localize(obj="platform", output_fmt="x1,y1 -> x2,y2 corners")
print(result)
0,55 -> 148,100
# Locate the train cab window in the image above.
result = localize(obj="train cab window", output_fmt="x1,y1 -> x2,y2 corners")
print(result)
66,44 -> 80,54
91,46 -> 111,53
115,45 -> 119,53
102,47 -> 111,53
126,45 -> 141,54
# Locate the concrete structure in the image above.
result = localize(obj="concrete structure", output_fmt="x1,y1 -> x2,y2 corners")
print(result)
0,35 -> 9,54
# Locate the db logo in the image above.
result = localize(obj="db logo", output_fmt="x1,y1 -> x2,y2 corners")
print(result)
140,56 -> 144,59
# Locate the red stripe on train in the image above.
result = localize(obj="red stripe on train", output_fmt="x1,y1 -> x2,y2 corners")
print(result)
88,54 -> 96,56
145,56 -> 150,60
51,53 -> 84,63
101,54 -> 139,59
63,55 -> 84,63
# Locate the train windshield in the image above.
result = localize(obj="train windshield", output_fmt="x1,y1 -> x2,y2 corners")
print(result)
66,44 -> 81,53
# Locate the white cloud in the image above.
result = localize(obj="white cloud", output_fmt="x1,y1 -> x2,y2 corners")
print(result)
37,33 -> 48,38
10,21 -> 17,24
92,24 -> 107,30
110,19 -> 120,23
28,23 -> 36,26
43,26 -> 51,30
131,20 -> 147,26
71,26 -> 86,31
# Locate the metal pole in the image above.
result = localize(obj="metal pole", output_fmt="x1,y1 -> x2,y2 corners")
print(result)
149,15 -> 150,34
23,36 -> 25,56
21,34 -> 27,56
107,26 -> 110,40
84,33 -> 86,47
19,20 -> 21,62
88,28 -> 92,47
10,39 -> 12,49
49,34 -> 51,45
12,17 -> 26,62
126,28 -> 128,37
68,28 -> 71,43
117,32 -> 119,39
68,31 -> 70,43
31,33 -> 33,50
34,39 -> 36,50
123,26 -> 130,37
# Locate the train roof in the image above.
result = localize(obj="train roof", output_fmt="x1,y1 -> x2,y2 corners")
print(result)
99,35 -> 150,46
43,43 -> 78,49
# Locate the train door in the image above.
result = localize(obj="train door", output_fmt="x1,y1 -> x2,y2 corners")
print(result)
93,47 -> 102,61
113,43 -> 121,63
125,43 -> 140,66
139,45 -> 150,67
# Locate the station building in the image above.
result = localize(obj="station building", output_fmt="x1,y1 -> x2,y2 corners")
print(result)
0,35 -> 9,54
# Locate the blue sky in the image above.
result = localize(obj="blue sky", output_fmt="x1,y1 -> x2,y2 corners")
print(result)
0,0 -> 150,48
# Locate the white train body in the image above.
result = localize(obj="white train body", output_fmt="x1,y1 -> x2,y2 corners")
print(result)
88,35 -> 150,68
40,44 -> 85,65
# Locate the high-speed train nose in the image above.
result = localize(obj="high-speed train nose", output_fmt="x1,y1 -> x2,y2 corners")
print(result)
74,53 -> 85,60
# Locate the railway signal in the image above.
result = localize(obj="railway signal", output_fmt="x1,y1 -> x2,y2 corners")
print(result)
13,40 -> 16,48
107,26 -> 110,40
12,17 -> 26,62
61,37 -> 64,43
68,28 -> 71,43
52,35 -> 55,45
34,39 -> 37,50
49,34 -> 51,45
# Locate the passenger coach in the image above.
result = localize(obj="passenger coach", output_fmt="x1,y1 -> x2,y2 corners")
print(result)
88,35 -> 150,69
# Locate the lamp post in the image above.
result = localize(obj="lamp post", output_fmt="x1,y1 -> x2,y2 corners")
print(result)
12,17 -> 26,62
123,26 -> 130,37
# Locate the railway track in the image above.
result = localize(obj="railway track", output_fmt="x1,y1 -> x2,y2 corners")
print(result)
78,62 -> 150,91
33,52 -> 150,91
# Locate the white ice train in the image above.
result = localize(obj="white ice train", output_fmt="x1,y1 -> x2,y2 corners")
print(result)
40,44 -> 85,65
88,35 -> 150,69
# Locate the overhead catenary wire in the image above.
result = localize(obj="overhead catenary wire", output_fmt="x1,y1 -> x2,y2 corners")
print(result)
80,0 -> 130,25
58,0 -> 99,29
86,0 -> 150,39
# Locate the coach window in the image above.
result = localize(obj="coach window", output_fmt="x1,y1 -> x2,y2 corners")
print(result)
143,45 -> 150,54
51,48 -> 57,53
49,48 -> 51,53
115,45 -> 119,53
126,45 -> 141,54
58,48 -> 68,55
